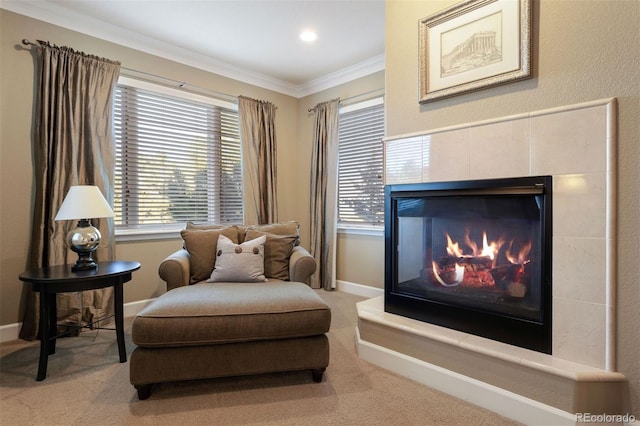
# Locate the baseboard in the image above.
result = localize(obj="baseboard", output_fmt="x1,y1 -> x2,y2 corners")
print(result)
336,280 -> 384,299
355,327 -> 579,426
123,298 -> 157,318
0,298 -> 158,344
0,322 -> 21,344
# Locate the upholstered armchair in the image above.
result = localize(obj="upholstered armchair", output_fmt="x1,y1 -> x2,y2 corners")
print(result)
158,222 -> 316,291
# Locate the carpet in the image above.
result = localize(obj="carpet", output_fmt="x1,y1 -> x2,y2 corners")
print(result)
0,290 -> 519,425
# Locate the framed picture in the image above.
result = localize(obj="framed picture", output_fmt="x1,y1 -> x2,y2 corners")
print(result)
419,0 -> 532,103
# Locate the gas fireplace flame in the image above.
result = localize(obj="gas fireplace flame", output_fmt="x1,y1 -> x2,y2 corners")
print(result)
434,230 -> 532,290
431,261 -> 464,287
479,231 -> 505,261
446,230 -> 505,263
445,234 -> 464,257
506,240 -> 532,265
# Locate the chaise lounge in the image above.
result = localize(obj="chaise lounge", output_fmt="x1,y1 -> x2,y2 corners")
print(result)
129,222 -> 332,400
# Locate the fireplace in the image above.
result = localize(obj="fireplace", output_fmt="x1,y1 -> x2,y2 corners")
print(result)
384,176 -> 552,353
360,100 -> 620,419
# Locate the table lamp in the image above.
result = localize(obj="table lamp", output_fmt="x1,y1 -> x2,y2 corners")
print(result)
54,185 -> 115,271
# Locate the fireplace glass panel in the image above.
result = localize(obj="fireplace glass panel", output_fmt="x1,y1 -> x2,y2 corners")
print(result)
395,195 -> 543,322
385,176 -> 552,353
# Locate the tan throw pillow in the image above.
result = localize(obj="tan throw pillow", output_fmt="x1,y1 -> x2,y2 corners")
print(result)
186,222 -> 240,231
245,229 -> 297,281
244,221 -> 300,246
208,234 -> 267,283
180,227 -> 239,283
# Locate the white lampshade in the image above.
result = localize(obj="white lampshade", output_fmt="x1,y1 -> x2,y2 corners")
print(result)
54,185 -> 114,221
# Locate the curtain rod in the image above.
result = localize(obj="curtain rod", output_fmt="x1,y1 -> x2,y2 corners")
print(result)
21,39 -> 238,104
23,39 -> 383,109
118,67 -> 238,103
307,87 -> 385,112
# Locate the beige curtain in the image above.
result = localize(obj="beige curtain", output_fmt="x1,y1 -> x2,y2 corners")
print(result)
309,99 -> 340,290
238,96 -> 278,225
19,41 -> 121,340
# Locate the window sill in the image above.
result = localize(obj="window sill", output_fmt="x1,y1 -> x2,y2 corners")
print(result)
337,225 -> 384,237
115,227 -> 183,242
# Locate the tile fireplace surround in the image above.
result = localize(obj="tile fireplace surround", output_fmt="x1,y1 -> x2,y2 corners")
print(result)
356,98 -> 627,424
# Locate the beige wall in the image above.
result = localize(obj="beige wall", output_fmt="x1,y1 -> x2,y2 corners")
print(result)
0,10 -> 301,324
385,0 -> 639,415
298,71 -> 386,290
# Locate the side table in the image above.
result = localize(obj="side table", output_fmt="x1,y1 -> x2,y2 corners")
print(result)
19,260 -> 141,381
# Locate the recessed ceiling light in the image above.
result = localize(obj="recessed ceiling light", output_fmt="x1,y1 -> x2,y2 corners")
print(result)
299,30 -> 318,43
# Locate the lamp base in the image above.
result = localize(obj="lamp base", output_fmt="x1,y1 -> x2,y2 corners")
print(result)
67,219 -> 101,272
71,253 -> 98,272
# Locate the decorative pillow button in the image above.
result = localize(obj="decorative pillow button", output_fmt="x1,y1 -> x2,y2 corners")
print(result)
235,246 -> 243,254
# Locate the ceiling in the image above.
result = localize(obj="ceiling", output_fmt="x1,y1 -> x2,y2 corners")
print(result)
3,0 -> 386,97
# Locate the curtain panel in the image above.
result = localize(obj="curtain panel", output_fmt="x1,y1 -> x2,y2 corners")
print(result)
309,99 -> 340,290
20,41 -> 121,340
238,96 -> 278,225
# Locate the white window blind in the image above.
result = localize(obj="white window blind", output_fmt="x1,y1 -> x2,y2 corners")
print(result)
338,97 -> 385,226
113,82 -> 242,230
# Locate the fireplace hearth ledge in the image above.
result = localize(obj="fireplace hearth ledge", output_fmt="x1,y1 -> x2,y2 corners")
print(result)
356,296 -> 626,423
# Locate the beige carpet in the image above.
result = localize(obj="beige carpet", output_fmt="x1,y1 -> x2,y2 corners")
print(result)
0,290 -> 519,425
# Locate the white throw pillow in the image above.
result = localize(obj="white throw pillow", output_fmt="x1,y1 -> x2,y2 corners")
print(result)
208,234 -> 267,282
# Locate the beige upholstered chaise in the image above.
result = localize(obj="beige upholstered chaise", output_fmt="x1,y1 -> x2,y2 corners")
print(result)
129,222 -> 331,400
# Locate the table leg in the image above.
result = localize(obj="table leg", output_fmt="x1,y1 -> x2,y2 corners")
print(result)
48,294 -> 57,355
114,282 -> 126,362
37,290 -> 49,381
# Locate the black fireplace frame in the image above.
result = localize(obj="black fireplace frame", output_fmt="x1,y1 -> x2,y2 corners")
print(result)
384,176 -> 552,354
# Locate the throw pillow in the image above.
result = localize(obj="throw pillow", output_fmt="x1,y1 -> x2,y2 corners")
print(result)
244,221 -> 300,246
245,229 -> 297,281
186,222 -> 240,231
208,234 -> 267,283
180,227 -> 239,283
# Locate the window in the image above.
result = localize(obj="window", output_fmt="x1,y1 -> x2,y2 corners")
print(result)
113,77 -> 242,234
338,96 -> 385,228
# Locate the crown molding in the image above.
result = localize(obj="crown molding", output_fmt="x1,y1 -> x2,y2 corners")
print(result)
294,54 -> 386,98
2,1 -> 384,98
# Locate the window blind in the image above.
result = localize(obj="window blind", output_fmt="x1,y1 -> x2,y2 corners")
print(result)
113,83 -> 242,229
338,99 -> 385,226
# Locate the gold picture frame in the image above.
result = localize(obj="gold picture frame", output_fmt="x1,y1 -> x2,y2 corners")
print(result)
419,0 -> 532,103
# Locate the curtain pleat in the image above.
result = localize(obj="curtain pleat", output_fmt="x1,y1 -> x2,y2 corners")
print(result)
19,41 -> 121,340
238,96 -> 278,225
310,99 -> 340,290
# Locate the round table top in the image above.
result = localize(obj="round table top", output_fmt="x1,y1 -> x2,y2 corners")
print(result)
19,260 -> 141,283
